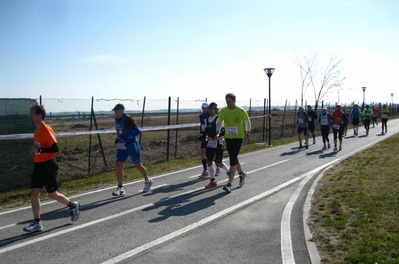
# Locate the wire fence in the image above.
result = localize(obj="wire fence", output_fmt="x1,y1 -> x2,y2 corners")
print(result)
0,96 -> 397,191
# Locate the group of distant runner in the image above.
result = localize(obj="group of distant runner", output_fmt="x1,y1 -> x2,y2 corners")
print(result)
296,103 -> 390,152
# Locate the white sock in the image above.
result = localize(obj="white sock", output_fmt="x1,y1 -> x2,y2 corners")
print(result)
222,163 -> 229,172
208,165 -> 215,178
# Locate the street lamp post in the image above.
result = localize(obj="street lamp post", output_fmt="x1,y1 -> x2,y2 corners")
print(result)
361,87 -> 367,109
264,68 -> 275,146
391,93 -> 394,117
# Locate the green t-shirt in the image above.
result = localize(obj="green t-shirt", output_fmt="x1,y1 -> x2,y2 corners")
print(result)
218,106 -> 249,139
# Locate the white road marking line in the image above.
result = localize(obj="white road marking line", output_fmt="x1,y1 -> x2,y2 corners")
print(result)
101,175 -> 303,264
280,132 -> 395,263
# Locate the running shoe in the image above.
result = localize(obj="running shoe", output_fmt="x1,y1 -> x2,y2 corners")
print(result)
328,143 -> 331,149
70,201 -> 80,222
199,170 -> 209,178
223,183 -> 232,193
313,139 -> 316,144
333,147 -> 338,151
298,145 -> 303,149
112,186 -> 126,197
143,179 -> 153,193
23,222 -> 43,233
215,168 -> 220,176
339,145 -> 342,151
305,143 -> 308,149
205,179 -> 218,189
322,146 -> 327,151
239,172 -> 247,187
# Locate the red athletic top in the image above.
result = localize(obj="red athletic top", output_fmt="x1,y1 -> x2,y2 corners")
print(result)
332,110 -> 344,125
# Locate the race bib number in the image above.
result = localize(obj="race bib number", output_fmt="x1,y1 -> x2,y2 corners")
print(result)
298,118 -> 304,124
226,127 -> 238,136
207,140 -> 218,148
201,124 -> 206,132
308,117 -> 312,121
320,118 -> 328,125
333,124 -> 340,130
34,142 -> 41,155
366,112 -> 371,117
117,143 -> 126,150
382,114 -> 388,118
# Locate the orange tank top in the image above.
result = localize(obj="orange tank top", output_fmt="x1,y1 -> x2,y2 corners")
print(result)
33,123 -> 58,162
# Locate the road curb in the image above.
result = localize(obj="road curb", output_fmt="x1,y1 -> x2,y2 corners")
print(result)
303,166 -> 334,264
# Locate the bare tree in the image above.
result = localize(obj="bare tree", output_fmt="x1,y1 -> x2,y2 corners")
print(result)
294,51 -> 346,111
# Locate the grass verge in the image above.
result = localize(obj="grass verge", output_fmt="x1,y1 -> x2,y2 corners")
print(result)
308,132 -> 399,263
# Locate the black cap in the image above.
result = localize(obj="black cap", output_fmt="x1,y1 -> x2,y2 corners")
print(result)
208,102 -> 218,109
112,104 -> 125,111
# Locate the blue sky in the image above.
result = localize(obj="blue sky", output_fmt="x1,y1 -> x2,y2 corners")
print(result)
1,0 -> 398,107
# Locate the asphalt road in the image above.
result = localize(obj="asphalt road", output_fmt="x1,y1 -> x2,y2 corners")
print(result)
1,119 -> 398,264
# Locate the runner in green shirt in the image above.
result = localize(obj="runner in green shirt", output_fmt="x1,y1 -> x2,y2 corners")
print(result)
217,93 -> 251,193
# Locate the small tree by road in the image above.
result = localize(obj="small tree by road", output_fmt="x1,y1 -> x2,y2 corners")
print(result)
295,51 -> 346,111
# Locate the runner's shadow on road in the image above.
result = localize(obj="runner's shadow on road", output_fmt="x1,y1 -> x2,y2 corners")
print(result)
22,193 -> 142,222
306,149 -> 324,156
280,147 -> 305,156
143,189 -> 226,222
79,192 -> 143,212
318,151 -> 338,158
143,178 -> 205,196
0,223 -> 72,248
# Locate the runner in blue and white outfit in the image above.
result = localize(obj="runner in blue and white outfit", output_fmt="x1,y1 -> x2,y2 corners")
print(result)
198,102 -> 210,178
111,103 -> 152,196
350,104 -> 361,136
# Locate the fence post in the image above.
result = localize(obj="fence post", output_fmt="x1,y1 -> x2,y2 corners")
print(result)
280,99 -> 287,138
139,96 -> 146,143
175,97 -> 180,158
89,97 -> 108,174
166,97 -> 171,160
88,97 -> 94,175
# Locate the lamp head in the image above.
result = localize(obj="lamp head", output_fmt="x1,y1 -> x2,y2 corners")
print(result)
264,68 -> 275,77
361,87 -> 367,92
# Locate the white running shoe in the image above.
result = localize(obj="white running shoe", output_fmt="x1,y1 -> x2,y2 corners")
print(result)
239,172 -> 247,187
112,187 -> 125,197
23,222 -> 43,233
223,183 -> 232,193
143,179 -> 153,193
70,201 -> 80,222
215,168 -> 220,176
199,170 -> 209,178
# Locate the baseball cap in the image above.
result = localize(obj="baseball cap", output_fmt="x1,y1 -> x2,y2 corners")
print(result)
112,103 -> 125,111
208,102 -> 218,109
322,107 -> 327,110
201,102 -> 209,108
